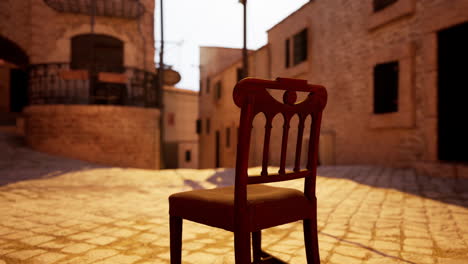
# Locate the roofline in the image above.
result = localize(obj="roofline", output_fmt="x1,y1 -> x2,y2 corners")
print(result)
267,1 -> 313,33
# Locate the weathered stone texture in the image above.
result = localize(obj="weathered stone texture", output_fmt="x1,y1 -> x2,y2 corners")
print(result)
199,0 -> 468,176
24,105 -> 160,169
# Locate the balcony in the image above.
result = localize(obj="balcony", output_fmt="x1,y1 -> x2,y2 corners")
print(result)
28,63 -> 160,108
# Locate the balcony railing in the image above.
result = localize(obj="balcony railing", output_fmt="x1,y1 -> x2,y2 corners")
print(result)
28,63 -> 160,108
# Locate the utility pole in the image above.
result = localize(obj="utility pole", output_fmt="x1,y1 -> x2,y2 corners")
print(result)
241,0 -> 248,78
158,0 -> 165,168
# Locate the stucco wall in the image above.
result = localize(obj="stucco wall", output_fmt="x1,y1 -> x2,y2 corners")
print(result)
24,105 -> 160,169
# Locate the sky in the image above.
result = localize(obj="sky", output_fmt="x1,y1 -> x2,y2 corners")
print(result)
154,0 -> 309,91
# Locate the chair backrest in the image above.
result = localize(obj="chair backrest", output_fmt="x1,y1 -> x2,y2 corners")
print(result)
233,77 -> 327,200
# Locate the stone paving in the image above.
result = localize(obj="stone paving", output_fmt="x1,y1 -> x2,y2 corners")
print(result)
1,130 -> 468,264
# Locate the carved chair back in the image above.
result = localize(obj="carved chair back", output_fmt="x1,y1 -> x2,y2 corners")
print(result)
232,78 -> 327,209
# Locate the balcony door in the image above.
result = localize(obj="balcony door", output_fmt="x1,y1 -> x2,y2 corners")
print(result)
71,34 -> 125,104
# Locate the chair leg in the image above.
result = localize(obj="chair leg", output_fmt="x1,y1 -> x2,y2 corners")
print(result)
170,216 -> 183,264
303,218 -> 320,264
252,231 -> 262,263
234,229 -> 251,264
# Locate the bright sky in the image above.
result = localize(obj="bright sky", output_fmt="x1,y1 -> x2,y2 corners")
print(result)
154,0 -> 309,91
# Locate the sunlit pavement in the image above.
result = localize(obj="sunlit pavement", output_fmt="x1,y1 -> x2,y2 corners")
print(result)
1,131 -> 468,264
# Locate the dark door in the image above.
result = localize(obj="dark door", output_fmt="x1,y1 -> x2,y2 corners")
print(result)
438,22 -> 468,162
10,69 -> 28,112
71,34 -> 123,72
71,34 -> 125,104
215,131 -> 220,168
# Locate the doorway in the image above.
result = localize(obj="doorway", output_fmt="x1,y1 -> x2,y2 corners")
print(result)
215,130 -> 220,168
437,22 -> 468,163
71,34 -> 125,104
9,69 -> 28,112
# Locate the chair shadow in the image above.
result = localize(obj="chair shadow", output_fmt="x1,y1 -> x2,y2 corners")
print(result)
201,166 -> 467,208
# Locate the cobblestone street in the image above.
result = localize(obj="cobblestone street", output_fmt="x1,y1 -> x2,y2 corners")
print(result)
1,130 -> 467,264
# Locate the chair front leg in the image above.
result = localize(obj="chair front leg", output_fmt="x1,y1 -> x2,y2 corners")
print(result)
303,218 -> 320,264
234,229 -> 251,264
170,216 -> 183,264
252,231 -> 262,263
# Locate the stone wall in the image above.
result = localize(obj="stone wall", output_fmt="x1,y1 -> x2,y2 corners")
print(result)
24,105 -> 160,169
163,86 -> 199,168
0,0 -> 155,71
199,0 -> 468,177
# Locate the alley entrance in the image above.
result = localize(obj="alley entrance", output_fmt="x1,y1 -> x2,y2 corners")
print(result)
0,36 -> 29,125
437,22 -> 468,163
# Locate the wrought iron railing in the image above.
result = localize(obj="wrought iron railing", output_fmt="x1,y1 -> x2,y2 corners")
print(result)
43,0 -> 145,19
28,63 -> 160,108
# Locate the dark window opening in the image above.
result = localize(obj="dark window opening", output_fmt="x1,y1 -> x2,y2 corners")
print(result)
215,81 -> 222,100
374,61 -> 399,114
438,22 -> 468,162
196,119 -> 202,134
285,38 -> 291,68
71,34 -> 124,73
167,112 -> 175,126
373,0 -> 398,12
226,127 -> 231,148
185,150 -> 191,162
199,79 -> 203,94
293,29 -> 308,65
206,77 -> 211,93
206,118 -> 211,134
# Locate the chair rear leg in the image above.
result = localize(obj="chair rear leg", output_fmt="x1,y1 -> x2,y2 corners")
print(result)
252,231 -> 262,263
234,230 -> 251,264
303,218 -> 320,264
170,216 -> 183,264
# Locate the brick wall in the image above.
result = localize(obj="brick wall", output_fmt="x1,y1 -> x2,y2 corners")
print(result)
199,0 -> 468,178
24,105 -> 161,169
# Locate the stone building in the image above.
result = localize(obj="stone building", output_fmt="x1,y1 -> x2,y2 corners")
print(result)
0,0 -> 161,169
199,0 -> 468,178
163,86 -> 199,169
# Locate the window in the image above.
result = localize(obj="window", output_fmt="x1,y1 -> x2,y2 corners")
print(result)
167,112 -> 175,126
237,67 -> 244,82
374,61 -> 399,114
215,81 -> 222,100
199,79 -> 203,94
293,29 -> 308,65
226,127 -> 230,148
373,0 -> 398,12
196,119 -> 202,134
206,77 -> 211,93
285,38 -> 291,68
185,150 -> 191,162
206,118 -> 210,134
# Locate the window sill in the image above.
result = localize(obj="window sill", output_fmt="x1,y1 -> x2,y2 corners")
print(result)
368,0 -> 415,31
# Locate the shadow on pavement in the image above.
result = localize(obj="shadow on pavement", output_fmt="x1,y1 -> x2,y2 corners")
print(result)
0,130 -> 106,187
316,166 -> 468,208
197,166 -> 468,208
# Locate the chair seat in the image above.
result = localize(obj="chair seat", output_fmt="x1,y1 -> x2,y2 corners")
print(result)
169,184 -> 315,232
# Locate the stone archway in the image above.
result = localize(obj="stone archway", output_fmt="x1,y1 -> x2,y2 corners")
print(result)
0,36 -> 29,115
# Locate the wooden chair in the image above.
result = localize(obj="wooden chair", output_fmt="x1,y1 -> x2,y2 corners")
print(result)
169,77 -> 327,264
